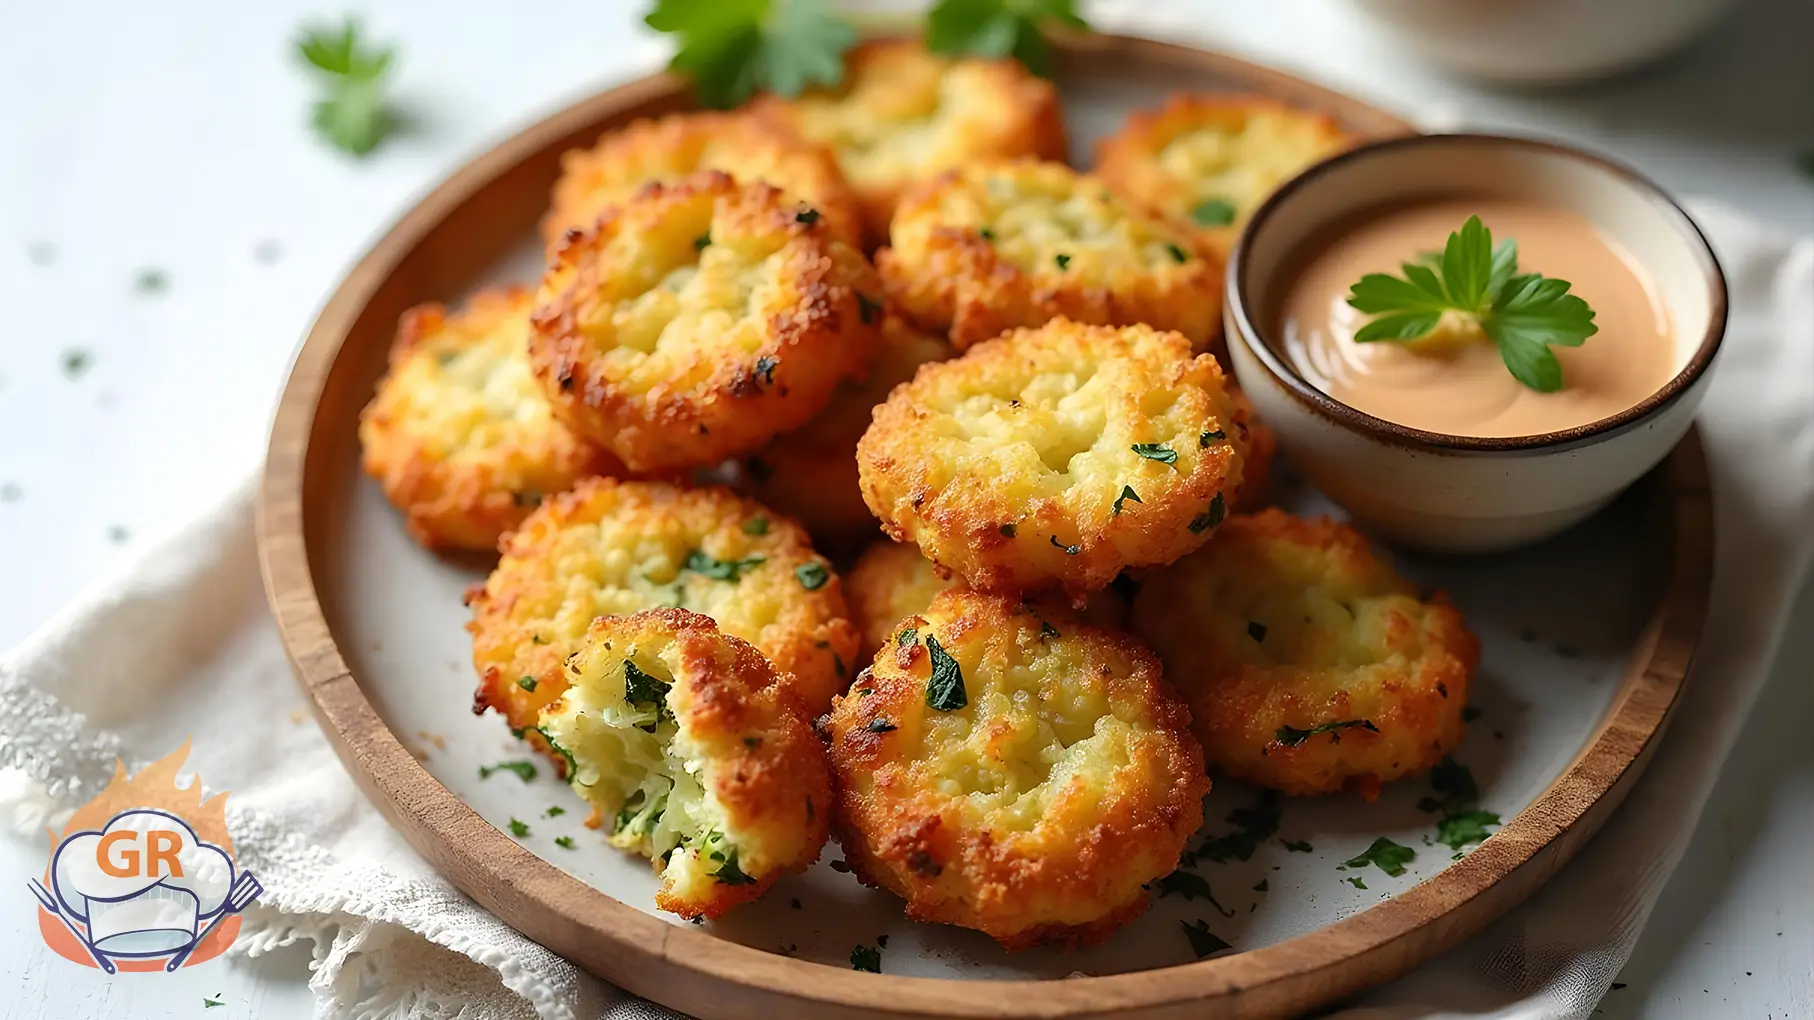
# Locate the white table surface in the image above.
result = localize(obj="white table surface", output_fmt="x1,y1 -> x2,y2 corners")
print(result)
1,1 -> 1809,1016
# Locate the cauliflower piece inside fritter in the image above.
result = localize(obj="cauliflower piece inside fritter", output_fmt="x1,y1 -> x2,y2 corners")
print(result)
357,287 -> 619,550
528,170 -> 883,473
1132,509 -> 1479,798
845,539 -> 1127,660
857,319 -> 1249,598
877,159 -> 1221,350
543,111 -> 862,250
740,313 -> 950,553
542,609 -> 831,919
1095,94 -> 1352,260
752,40 -> 1066,244
825,588 -> 1207,949
468,478 -> 859,750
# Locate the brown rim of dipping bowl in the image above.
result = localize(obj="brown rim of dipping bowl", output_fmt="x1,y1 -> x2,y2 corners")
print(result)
1224,132 -> 1728,454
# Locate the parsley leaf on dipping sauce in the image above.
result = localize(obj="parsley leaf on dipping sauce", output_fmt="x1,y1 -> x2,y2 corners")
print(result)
1192,198 -> 1237,226
1112,485 -> 1142,515
296,17 -> 399,157
795,561 -> 830,590
1131,443 -> 1178,466
684,549 -> 765,581
1180,919 -> 1231,958
850,942 -> 882,972
925,635 -> 967,711
1344,836 -> 1415,876
1275,718 -> 1378,747
478,761 -> 537,782
1345,215 -> 1597,392
645,0 -> 855,109
924,0 -> 1088,77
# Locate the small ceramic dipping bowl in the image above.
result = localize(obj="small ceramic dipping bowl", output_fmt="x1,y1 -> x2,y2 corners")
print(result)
1224,133 -> 1727,554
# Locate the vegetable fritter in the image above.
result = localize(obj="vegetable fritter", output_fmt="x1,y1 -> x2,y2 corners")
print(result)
1229,385 -> 1277,512
543,111 -> 862,249
845,539 -> 1127,660
857,319 -> 1250,598
825,588 -> 1207,949
1132,509 -> 1479,798
740,313 -> 950,553
358,287 -> 619,551
878,160 -> 1221,350
528,171 -> 883,473
752,40 -> 1066,244
468,478 -> 859,751
543,609 -> 830,919
1095,94 -> 1352,260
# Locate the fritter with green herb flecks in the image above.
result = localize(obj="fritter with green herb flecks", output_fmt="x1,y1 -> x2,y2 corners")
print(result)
542,609 -> 830,919
358,287 -> 621,551
468,478 -> 859,764
857,319 -> 1250,598
1133,509 -> 1478,798
529,171 -> 882,473
825,588 -> 1206,949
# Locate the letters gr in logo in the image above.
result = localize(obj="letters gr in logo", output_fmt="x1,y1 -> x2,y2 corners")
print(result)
29,742 -> 262,972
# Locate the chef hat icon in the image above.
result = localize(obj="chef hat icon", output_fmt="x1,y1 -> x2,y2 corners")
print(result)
50,809 -> 234,956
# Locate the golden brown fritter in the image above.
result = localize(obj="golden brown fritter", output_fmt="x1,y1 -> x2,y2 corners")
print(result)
468,478 -> 859,751
358,287 -> 620,551
857,319 -> 1250,598
1132,509 -> 1479,798
528,171 -> 883,473
1095,94 -> 1352,260
825,588 -> 1206,949
543,609 -> 831,919
740,313 -> 950,553
877,160 -> 1222,350
543,111 -> 862,250
1229,385 -> 1277,512
752,40 -> 1067,243
845,539 -> 1127,660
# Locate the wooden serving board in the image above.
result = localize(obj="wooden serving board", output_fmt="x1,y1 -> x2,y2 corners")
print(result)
255,34 -> 1711,1020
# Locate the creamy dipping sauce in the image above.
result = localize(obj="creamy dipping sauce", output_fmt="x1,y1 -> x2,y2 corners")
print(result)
1278,198 -> 1677,437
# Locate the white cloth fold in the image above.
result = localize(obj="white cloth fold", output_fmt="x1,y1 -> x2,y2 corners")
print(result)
0,202 -> 1807,1020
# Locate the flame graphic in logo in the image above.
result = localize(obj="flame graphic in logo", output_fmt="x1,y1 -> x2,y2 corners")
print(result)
34,742 -> 256,971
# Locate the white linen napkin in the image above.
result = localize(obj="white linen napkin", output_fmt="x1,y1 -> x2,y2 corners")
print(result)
0,202 -> 1806,1020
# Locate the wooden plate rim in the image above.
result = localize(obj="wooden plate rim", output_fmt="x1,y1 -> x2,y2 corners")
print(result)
254,34 -> 1712,1020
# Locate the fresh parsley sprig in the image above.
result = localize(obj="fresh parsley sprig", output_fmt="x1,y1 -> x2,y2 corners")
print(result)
296,17 -> 399,157
925,0 -> 1088,77
1345,215 -> 1598,392
645,0 -> 854,109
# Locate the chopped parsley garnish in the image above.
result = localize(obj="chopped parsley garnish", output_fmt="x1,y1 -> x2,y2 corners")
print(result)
1253,879 -> 1268,892
61,348 -> 92,380
478,761 -> 537,782
646,0 -> 855,109
1189,492 -> 1227,534
1131,442 -> 1178,466
1428,757 -> 1479,810
754,355 -> 778,384
1275,718 -> 1378,747
925,634 -> 967,711
135,268 -> 169,294
795,561 -> 830,590
1435,809 -> 1501,851
1345,214 -> 1598,392
624,660 -> 668,708
1247,620 -> 1268,643
684,549 -> 766,581
296,16 -> 399,156
506,818 -> 530,838
1180,919 -> 1230,958
1112,484 -> 1142,515
517,675 -> 538,691
999,523 -> 1016,537
850,942 -> 882,972
1344,836 -> 1415,876
743,516 -> 769,536
1282,839 -> 1313,853
1462,705 -> 1483,722
897,626 -> 918,646
693,233 -> 711,251
1166,243 -> 1190,263
978,226 -> 997,240
545,805 -> 566,818
529,726 -> 577,778
713,848 -> 758,885
1054,252 -> 1071,270
554,835 -> 576,849
1345,875 -> 1368,890
204,996 -> 226,1009
1049,535 -> 1081,555
863,718 -> 897,733
1192,199 -> 1237,226
1038,620 -> 1059,640
1182,790 -> 1280,865
795,208 -> 820,225
857,293 -> 882,324
925,0 -> 1088,76
1153,871 -> 1233,917
1199,429 -> 1226,446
